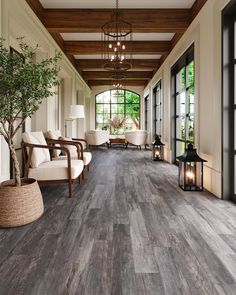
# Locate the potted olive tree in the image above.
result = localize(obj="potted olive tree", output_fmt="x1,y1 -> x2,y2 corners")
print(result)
0,38 -> 61,227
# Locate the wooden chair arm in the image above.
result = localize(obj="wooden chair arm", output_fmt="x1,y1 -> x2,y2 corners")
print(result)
21,142 -> 72,179
46,138 -> 84,160
72,138 -> 88,150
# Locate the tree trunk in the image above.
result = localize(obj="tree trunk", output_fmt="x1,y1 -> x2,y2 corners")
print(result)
9,144 -> 21,186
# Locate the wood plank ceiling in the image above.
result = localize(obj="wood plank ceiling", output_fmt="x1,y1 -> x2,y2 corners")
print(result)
25,0 -> 208,88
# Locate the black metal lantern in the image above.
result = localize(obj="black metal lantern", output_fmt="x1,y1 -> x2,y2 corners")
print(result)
177,143 -> 207,191
152,135 -> 165,161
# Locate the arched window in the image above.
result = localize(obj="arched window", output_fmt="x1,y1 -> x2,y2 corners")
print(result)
96,89 -> 140,134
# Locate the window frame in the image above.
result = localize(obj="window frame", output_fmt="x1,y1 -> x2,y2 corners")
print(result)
144,95 -> 149,131
95,89 -> 140,134
171,45 -> 195,164
152,81 -> 162,139
222,2 -> 236,202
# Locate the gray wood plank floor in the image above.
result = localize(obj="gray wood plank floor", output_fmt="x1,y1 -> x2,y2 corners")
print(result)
1,147 -> 236,295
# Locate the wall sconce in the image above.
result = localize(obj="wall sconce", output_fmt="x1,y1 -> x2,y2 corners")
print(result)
64,105 -> 85,137
177,142 -> 207,191
152,135 -> 165,161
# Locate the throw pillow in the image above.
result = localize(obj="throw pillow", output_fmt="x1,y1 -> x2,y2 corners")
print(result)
22,131 -> 51,168
59,137 -> 78,158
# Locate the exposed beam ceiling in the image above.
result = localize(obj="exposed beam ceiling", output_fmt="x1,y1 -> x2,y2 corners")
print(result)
75,59 -> 160,70
82,71 -> 153,80
25,0 -> 209,88
88,80 -> 148,87
43,9 -> 190,33
64,41 -> 171,55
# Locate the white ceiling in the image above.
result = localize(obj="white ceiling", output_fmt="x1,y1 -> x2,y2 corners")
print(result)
39,0 -> 195,9
74,54 -> 162,59
61,33 -> 175,41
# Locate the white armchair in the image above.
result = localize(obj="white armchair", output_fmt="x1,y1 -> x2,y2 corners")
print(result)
46,130 -> 92,171
125,130 -> 148,149
86,130 -> 110,147
22,131 -> 84,198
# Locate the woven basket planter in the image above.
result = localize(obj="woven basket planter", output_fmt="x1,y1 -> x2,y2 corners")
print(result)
0,178 -> 44,228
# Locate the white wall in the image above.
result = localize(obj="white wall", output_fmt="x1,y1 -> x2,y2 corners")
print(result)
144,0 -> 230,198
0,0 -> 91,181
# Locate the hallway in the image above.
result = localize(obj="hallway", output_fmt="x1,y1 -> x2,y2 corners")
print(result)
0,148 -> 236,295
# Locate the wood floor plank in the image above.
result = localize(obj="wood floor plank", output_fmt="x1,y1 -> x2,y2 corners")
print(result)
137,273 -> 165,295
129,208 -> 159,273
154,246 -> 183,295
111,224 -> 140,295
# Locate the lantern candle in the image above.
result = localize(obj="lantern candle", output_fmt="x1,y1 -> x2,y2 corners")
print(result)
186,170 -> 194,184
155,150 -> 160,159
152,135 -> 165,161
177,143 -> 207,191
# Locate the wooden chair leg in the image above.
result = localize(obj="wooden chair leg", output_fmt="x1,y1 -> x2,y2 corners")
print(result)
87,164 -> 90,171
80,169 -> 84,183
79,173 -> 83,184
68,180 -> 72,198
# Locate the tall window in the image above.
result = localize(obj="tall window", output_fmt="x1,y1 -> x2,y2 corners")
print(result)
96,89 -> 140,134
222,2 -> 236,201
153,82 -> 162,139
144,95 -> 149,131
172,45 -> 194,161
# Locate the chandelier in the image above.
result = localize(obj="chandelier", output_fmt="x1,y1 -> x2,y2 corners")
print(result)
102,0 -> 132,72
111,71 -> 125,96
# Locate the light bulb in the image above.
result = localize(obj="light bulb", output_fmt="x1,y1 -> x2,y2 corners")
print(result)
122,45 -> 125,50
109,44 -> 112,49
114,47 -> 117,52
117,41 -> 120,46
186,171 -> 194,179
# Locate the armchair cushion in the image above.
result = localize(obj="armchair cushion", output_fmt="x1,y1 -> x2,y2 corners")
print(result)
59,136 -> 77,155
53,152 -> 92,166
22,131 -> 50,168
47,130 -> 62,157
54,137 -> 92,166
28,159 -> 84,181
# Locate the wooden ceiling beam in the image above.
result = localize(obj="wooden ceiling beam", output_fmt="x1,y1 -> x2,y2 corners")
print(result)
88,80 -> 147,87
25,0 -> 44,22
191,0 -> 208,20
43,9 -> 191,33
50,32 -> 64,50
64,41 -> 171,55
75,59 -> 160,70
82,71 -> 153,80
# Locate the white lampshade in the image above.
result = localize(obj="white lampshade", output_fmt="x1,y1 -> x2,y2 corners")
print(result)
69,105 -> 85,119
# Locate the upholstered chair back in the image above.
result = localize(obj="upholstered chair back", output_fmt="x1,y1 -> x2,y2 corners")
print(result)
22,131 -> 51,168
86,130 -> 110,146
125,130 -> 148,146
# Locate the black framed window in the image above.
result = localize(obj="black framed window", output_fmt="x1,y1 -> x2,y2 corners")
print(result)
95,89 -> 140,135
172,45 -> 195,162
144,95 -> 149,131
153,81 -> 162,139
222,1 -> 236,201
